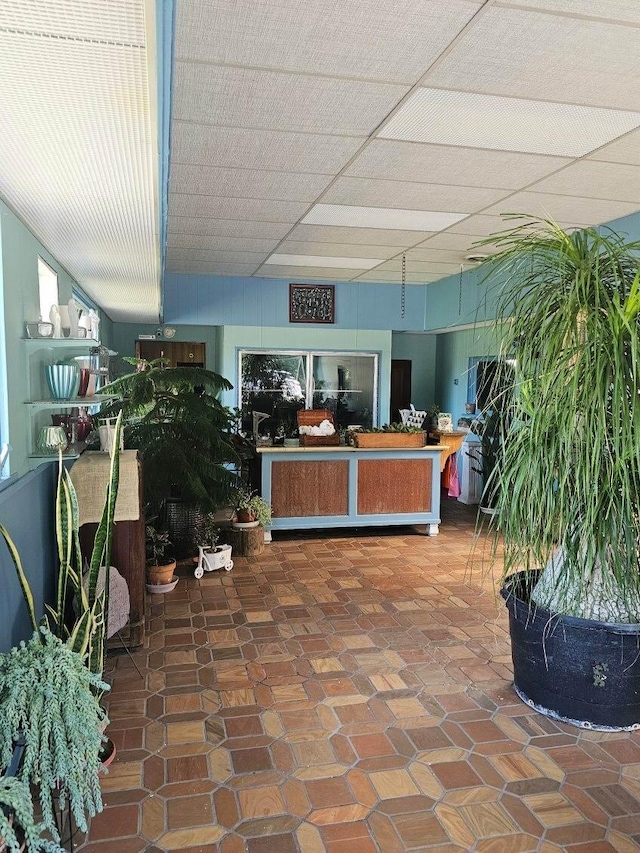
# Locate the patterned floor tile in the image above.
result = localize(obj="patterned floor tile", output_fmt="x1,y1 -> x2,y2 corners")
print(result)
78,499 -> 640,851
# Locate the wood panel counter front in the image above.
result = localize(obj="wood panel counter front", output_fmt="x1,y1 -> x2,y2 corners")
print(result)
257,445 -> 448,535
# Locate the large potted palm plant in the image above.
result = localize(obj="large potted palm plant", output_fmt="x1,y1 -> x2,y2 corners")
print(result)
479,216 -> 640,730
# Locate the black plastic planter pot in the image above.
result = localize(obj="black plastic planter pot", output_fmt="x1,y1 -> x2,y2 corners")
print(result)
502,571 -> 640,731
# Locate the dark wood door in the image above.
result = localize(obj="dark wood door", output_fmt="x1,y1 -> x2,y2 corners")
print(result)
390,359 -> 412,423
135,340 -> 205,368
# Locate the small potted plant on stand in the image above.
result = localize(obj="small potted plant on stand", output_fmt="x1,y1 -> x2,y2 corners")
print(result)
145,524 -> 177,592
193,513 -> 233,579
233,488 -> 272,528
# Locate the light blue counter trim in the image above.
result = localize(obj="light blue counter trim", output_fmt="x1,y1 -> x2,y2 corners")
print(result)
259,446 -> 444,535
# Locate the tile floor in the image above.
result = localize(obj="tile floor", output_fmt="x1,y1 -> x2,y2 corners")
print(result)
80,499 -> 640,852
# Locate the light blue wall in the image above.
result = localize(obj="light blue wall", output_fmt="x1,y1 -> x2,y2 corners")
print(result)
109,322 -> 219,372
391,332 -> 438,411
434,324 -> 506,417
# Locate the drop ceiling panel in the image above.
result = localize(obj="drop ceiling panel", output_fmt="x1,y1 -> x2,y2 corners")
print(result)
255,265 -> 361,279
445,214 -> 536,236
405,248 -> 469,263
172,122 -> 366,173
170,164 -> 333,203
0,13 -> 158,322
169,195 -> 309,223
175,0 -> 482,84
303,204 -> 467,231
277,242 -> 399,260
346,140 -> 570,188
354,271 -> 445,283
530,161 -> 640,202
374,259 -> 462,274
265,254 -> 382,270
165,262 -> 260,276
2,0 -> 145,43
588,129 -> 640,165
482,192 -> 640,225
167,217 -> 292,240
380,88 -> 640,157
323,177 -> 508,212
497,0 -> 640,23
166,248 -> 268,264
416,231 -> 491,251
167,234 -> 280,253
424,7 -> 640,110
286,224 -> 434,246
174,62 -> 408,136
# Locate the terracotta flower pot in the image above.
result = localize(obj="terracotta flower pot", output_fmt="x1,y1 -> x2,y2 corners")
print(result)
236,509 -> 257,524
146,560 -> 177,586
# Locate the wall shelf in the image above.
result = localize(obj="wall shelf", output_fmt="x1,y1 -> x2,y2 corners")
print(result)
26,394 -> 114,409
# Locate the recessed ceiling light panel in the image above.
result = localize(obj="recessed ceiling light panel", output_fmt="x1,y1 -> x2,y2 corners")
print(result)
379,88 -> 640,157
302,204 -> 467,231
264,253 -> 382,269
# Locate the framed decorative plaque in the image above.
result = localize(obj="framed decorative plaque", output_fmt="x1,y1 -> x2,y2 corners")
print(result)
289,284 -> 335,324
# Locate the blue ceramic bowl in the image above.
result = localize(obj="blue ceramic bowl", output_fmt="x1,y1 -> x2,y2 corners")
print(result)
46,363 -> 80,400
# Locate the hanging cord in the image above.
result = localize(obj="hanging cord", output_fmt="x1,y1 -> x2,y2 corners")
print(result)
401,253 -> 406,319
458,264 -> 463,315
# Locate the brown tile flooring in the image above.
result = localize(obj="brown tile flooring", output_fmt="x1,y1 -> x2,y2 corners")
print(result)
81,498 -> 640,852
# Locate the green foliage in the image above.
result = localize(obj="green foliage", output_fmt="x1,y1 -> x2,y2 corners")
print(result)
102,359 -> 240,515
145,523 -> 173,567
194,513 -> 220,548
358,423 -> 424,434
0,627 -> 108,840
477,215 -> 640,620
235,489 -> 272,527
0,413 -> 122,682
0,776 -> 64,852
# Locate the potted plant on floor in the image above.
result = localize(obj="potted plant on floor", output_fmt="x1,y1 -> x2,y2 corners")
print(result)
478,215 -> 640,730
193,514 -> 233,578
145,523 -> 177,591
101,359 -> 242,557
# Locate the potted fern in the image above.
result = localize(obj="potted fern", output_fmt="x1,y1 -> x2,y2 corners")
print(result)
478,215 -> 640,730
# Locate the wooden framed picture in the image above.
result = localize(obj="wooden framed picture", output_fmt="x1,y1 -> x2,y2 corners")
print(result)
289,284 -> 335,324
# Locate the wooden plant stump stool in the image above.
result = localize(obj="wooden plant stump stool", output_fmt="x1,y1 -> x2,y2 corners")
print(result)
229,524 -> 265,556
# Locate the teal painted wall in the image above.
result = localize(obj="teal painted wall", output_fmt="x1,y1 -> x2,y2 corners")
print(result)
434,324 -> 505,417
391,332 -> 438,411
109,322 -> 220,372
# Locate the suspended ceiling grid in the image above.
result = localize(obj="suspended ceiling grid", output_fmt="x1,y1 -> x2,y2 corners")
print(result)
168,0 -> 640,287
0,0 -> 159,322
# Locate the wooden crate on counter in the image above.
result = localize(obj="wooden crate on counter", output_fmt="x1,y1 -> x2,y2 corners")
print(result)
297,408 -> 340,446
354,431 -> 426,448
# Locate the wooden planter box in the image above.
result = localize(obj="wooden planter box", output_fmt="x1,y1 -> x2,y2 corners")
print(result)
297,408 -> 340,446
354,431 -> 426,448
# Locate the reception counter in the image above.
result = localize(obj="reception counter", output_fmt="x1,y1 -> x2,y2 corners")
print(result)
257,444 -> 449,535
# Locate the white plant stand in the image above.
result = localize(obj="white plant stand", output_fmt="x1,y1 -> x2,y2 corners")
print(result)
194,544 -> 233,579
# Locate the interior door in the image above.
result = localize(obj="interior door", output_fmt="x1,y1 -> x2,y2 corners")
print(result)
135,341 -> 205,368
390,359 -> 412,423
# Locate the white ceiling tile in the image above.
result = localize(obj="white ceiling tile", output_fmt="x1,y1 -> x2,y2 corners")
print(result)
167,234 -> 280,253
405,247 -> 469,263
167,217 -> 292,239
278,241 -> 403,259
285,224 -> 434,246
353,270 -> 444,283
481,192 -> 640,225
530,161 -> 640,202
415,231 -> 490,251
445,214 -> 538,236
172,122 -> 365,173
165,262 -> 260,275
424,7 -> 640,110
374,259 -> 461,274
169,194 -> 309,223
166,248 -> 268,264
174,62 -> 408,136
0,18 -> 158,322
255,265 -> 360,279
303,204 -> 468,231
346,140 -> 570,188
588,128 -> 640,165
380,88 -> 640,157
265,254 -> 381,269
497,0 -> 640,24
323,176 -> 509,212
170,164 -> 333,203
175,0 -> 482,84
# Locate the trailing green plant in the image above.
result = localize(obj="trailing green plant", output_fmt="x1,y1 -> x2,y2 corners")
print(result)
0,775 -> 64,852
358,423 -> 424,434
235,489 -> 272,527
0,626 -> 108,840
477,215 -> 640,622
194,513 -> 220,549
101,358 -> 240,516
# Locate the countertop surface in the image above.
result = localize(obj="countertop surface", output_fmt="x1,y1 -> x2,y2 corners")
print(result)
256,444 -> 450,453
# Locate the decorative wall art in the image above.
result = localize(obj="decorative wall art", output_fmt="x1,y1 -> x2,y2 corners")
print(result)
289,284 -> 335,324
